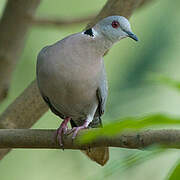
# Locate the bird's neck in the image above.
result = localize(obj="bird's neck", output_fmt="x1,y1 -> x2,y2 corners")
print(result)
86,28 -> 114,56
94,29 -> 114,55
95,36 -> 114,55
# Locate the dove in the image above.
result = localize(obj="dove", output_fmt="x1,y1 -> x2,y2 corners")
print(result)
36,16 -> 138,166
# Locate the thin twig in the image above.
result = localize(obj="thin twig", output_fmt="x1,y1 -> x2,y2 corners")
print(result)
29,15 -> 95,27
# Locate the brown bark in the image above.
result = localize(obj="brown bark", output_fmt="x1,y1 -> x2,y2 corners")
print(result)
0,0 -> 41,102
87,0 -> 153,28
0,81 -> 48,160
0,129 -> 179,149
0,81 -> 48,129
29,15 -> 95,28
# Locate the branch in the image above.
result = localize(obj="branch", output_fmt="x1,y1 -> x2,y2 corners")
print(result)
29,15 -> 95,27
0,0 -> 41,103
28,0 -> 153,29
86,0 -> 153,28
0,81 -> 48,129
0,0 -> 154,160
0,81 -> 48,159
0,129 -> 180,149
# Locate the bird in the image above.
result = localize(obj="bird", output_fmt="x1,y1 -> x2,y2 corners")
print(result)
36,15 -> 138,166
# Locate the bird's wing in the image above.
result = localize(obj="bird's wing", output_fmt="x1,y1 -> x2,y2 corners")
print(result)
37,45 -> 66,119
97,62 -> 108,116
90,62 -> 108,128
42,95 -> 66,119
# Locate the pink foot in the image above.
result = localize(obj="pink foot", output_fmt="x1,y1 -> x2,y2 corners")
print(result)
68,120 -> 89,139
57,117 -> 70,146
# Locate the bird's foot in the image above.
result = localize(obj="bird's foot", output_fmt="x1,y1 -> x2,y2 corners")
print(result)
56,117 -> 71,146
68,120 -> 89,139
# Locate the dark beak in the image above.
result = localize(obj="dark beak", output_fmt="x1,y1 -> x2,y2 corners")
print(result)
126,31 -> 138,41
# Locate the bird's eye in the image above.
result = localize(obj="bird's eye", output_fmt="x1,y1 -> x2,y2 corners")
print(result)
111,20 -> 120,29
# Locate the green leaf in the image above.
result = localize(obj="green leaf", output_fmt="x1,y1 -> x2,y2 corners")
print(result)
168,159 -> 180,180
80,114 -> 180,143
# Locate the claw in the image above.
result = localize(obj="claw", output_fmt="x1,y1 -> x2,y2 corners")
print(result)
56,117 -> 71,147
72,126 -> 86,139
68,120 -> 89,139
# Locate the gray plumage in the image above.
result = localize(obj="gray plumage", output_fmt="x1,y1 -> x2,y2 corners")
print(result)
37,33 -> 107,127
36,16 -> 138,165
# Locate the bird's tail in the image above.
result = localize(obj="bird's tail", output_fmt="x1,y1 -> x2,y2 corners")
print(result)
81,147 -> 109,166
70,117 -> 109,166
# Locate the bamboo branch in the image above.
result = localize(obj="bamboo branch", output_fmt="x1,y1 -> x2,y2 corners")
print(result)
0,0 -> 41,103
0,129 -> 180,149
0,0 -> 154,160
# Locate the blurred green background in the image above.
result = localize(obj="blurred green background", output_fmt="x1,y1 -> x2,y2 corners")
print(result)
1,0 -> 180,179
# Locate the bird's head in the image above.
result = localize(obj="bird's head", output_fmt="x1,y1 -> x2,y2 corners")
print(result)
93,16 -> 138,43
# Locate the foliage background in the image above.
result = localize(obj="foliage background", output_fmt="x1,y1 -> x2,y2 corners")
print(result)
0,0 -> 180,179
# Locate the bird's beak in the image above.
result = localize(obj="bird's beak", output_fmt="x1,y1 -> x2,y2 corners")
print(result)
126,31 -> 138,41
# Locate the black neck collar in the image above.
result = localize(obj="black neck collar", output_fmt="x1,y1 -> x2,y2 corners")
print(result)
84,28 -> 94,37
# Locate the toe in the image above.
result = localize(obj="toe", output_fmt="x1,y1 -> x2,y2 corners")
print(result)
57,133 -> 63,147
66,127 -> 76,135
72,127 -> 81,139
63,127 -> 68,135
56,128 -> 64,146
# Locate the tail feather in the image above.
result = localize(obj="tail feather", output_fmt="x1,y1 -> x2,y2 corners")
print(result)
81,147 -> 109,166
71,118 -> 109,166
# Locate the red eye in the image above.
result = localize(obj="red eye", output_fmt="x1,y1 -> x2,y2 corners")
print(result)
111,20 -> 120,29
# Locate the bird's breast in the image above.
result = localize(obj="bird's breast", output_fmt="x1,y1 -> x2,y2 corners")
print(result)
37,34 -> 104,119
43,56 -> 102,119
